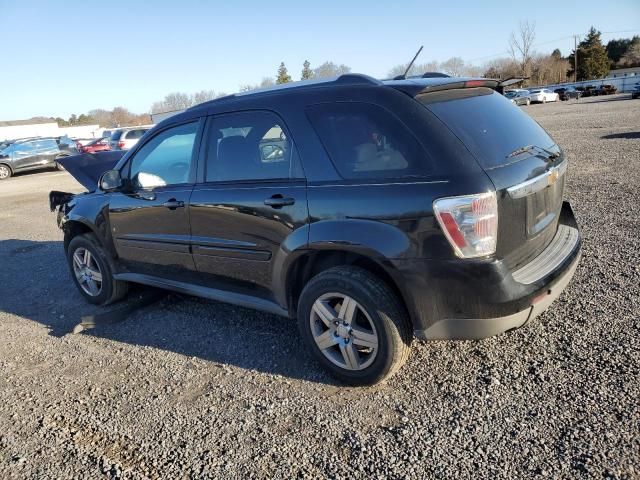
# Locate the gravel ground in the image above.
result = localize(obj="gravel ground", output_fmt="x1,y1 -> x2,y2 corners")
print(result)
1,94 -> 639,479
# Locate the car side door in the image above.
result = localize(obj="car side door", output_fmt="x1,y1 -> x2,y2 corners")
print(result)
11,141 -> 40,170
189,110 -> 308,299
108,119 -> 203,281
36,138 -> 60,166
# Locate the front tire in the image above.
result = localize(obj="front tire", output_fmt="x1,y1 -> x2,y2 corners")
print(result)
297,266 -> 412,385
0,164 -> 12,180
67,233 -> 128,305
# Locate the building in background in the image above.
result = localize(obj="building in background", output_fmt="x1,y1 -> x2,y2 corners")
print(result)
0,120 -> 103,141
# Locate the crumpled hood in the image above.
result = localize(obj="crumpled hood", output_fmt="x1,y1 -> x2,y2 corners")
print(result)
58,151 -> 125,191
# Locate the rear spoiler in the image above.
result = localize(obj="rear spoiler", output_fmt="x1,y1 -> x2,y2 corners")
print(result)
417,77 -> 529,95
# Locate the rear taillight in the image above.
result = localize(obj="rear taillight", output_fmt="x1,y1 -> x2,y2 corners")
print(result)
117,141 -> 126,149
433,192 -> 498,258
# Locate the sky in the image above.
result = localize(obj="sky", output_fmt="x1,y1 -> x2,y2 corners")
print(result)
0,0 -> 638,120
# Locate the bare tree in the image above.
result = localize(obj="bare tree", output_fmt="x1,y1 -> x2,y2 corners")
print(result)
440,57 -> 466,76
509,20 -> 536,78
193,90 -> 218,105
163,92 -> 193,111
619,42 -> 640,67
483,57 -> 521,79
313,61 -> 351,79
387,61 -> 440,78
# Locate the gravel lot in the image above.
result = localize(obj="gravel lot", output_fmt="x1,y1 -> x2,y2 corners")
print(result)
1,94 -> 639,479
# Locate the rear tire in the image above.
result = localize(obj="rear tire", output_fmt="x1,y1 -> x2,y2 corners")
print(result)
297,266 -> 412,386
67,233 -> 129,305
0,164 -> 11,180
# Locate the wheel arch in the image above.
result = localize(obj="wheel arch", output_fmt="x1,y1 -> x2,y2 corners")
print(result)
62,219 -> 96,252
0,162 -> 13,175
284,249 -> 413,326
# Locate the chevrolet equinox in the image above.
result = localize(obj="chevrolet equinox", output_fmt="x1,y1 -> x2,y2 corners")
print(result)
50,74 -> 582,385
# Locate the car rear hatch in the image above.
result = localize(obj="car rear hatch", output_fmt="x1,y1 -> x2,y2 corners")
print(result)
414,85 -> 567,270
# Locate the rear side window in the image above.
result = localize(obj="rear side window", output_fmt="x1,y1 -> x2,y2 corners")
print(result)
306,102 -> 429,180
125,129 -> 146,139
422,90 -> 555,169
110,131 -> 123,141
204,110 -> 302,183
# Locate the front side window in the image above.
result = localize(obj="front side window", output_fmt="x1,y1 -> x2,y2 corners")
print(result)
13,142 -> 36,154
306,102 -> 429,179
129,122 -> 197,189
204,111 -> 301,183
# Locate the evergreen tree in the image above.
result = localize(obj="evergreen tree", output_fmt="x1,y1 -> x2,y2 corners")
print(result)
276,62 -> 292,84
301,60 -> 313,80
568,27 -> 610,80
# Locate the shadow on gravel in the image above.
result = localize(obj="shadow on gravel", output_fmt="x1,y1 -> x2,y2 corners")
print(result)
0,238 -> 333,385
601,131 -> 640,140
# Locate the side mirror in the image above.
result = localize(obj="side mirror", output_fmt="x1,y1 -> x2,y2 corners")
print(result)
99,169 -> 122,191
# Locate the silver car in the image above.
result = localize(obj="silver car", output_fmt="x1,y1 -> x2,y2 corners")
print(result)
109,127 -> 150,151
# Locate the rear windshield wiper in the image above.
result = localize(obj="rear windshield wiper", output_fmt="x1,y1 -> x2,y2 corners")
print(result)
506,145 -> 560,160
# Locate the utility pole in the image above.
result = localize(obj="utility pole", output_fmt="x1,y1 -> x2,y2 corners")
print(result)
574,34 -> 579,83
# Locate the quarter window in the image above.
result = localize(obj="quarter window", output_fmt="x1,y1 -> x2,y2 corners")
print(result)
205,111 -> 301,182
306,102 -> 429,179
129,122 -> 197,188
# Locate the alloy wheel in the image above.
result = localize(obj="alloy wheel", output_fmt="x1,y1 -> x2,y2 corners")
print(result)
72,247 -> 103,296
0,165 -> 10,179
309,292 -> 379,371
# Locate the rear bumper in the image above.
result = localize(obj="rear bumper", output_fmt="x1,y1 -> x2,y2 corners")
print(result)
414,250 -> 580,340
394,201 -> 581,340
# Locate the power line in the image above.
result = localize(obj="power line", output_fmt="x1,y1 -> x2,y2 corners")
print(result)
467,28 -> 640,63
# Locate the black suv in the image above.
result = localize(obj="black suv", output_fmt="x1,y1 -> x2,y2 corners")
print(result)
0,136 -> 78,180
51,74 -> 581,385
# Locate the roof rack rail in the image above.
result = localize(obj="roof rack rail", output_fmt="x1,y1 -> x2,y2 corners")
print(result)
422,72 -> 450,78
334,73 -> 382,86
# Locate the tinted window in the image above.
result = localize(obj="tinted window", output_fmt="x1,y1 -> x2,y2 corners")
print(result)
125,129 -> 146,140
306,102 -> 429,179
110,130 -> 123,141
13,142 -> 37,153
129,122 -> 197,188
422,89 -> 555,169
205,111 -> 300,182
34,139 -> 58,150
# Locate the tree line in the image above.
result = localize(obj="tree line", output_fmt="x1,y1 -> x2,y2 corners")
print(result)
49,24 -> 640,127
485,23 -> 639,85
52,107 -> 150,129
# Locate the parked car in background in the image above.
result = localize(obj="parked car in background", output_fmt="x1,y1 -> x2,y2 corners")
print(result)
582,86 -> 599,97
109,127 -> 150,150
597,84 -> 617,95
57,136 -> 81,156
504,89 -> 531,106
80,137 -> 111,153
632,86 -> 640,99
554,87 -> 581,101
0,137 -> 77,179
51,74 -> 581,385
528,88 -> 559,103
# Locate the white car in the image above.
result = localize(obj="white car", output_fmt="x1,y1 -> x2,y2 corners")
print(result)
528,88 -> 559,104
108,127 -> 151,151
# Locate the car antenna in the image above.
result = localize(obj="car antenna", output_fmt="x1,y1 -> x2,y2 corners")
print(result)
394,46 -> 424,80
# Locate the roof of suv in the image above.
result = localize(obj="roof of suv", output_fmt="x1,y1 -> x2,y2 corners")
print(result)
187,73 -> 501,111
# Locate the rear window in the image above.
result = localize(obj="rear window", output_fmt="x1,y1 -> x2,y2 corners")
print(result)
420,89 -> 555,169
110,131 -> 123,141
125,129 -> 146,139
306,102 -> 431,179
